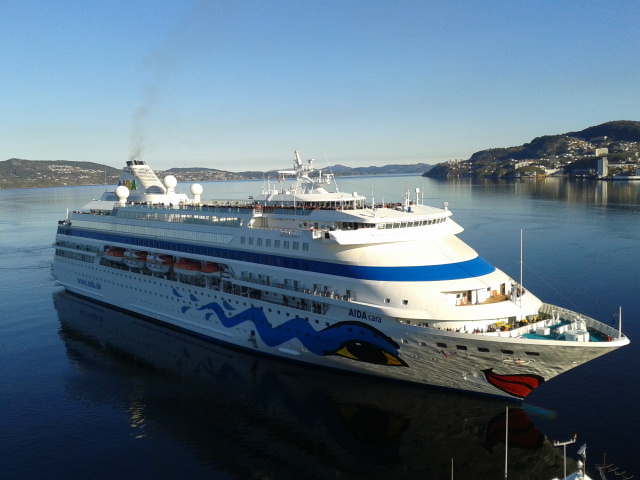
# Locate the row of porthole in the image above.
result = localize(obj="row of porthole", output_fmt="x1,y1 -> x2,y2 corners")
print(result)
151,280 -> 334,328
435,341 -> 540,356
72,258 -> 341,332
75,253 -> 336,322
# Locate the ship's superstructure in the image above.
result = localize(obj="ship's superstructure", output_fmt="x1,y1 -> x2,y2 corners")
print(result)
51,152 -> 630,400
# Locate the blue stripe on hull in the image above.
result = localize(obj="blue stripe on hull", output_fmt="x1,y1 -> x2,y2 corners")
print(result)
58,226 -> 496,281
340,257 -> 495,281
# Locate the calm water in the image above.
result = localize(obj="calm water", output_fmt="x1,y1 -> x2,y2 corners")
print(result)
1,176 -> 638,479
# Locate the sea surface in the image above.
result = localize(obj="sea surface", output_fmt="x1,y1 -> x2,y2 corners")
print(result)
1,175 -> 638,480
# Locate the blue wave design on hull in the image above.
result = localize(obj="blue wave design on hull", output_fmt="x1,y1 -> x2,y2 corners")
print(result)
174,292 -> 406,367
196,302 -> 398,355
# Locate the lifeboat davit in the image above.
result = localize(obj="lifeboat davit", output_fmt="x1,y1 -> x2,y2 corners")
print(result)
173,258 -> 202,277
104,248 -> 125,262
146,254 -> 174,274
124,250 -> 147,269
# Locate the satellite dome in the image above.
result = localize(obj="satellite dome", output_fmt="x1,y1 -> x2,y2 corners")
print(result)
115,185 -> 129,201
191,183 -> 203,196
163,175 -> 178,189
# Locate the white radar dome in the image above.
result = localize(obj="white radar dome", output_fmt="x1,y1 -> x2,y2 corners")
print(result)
115,185 -> 130,201
190,183 -> 203,196
163,175 -> 178,189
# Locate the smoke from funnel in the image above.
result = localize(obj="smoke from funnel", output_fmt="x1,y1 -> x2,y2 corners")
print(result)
128,3 -> 217,162
129,84 -> 156,161
129,106 -> 147,161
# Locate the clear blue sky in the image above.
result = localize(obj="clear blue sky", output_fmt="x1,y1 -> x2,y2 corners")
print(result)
2,0 -> 639,171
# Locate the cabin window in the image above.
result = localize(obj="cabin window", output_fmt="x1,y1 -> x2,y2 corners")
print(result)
303,243 -> 309,251
293,242 -> 299,250
274,240 -> 280,248
257,238 -> 262,246
478,347 -> 490,353
500,349 -> 514,355
266,239 -> 271,247
384,298 -> 390,304
402,299 -> 408,305
456,345 -> 468,351
525,351 -> 540,356
283,241 -> 290,249
437,342 -> 447,348
240,236 -> 246,244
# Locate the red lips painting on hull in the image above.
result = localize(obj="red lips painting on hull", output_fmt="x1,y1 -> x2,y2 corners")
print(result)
482,369 -> 545,399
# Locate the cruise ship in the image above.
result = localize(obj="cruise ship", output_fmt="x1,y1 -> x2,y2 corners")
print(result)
51,152 -> 630,400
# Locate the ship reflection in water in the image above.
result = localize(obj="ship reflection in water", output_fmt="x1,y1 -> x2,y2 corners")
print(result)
54,291 -> 572,479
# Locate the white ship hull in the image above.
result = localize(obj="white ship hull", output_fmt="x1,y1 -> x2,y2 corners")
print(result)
51,155 -> 630,400
52,250 -> 626,400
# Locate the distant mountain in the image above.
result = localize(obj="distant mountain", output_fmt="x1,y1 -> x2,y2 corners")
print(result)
1,158 -> 433,189
0,158 -> 121,189
567,120 -> 640,142
468,121 -> 640,164
320,163 -> 432,176
424,120 -> 640,178
158,163 -> 432,182
5,121 -> 638,187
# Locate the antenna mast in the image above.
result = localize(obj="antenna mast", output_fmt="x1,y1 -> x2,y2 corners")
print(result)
619,306 -> 623,339
520,230 -> 524,313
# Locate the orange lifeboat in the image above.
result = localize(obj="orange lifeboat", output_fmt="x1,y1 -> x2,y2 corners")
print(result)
173,258 -> 202,277
104,248 -> 125,262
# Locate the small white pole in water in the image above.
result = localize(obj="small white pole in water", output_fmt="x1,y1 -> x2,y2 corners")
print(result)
504,406 -> 509,479
552,435 -> 577,480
